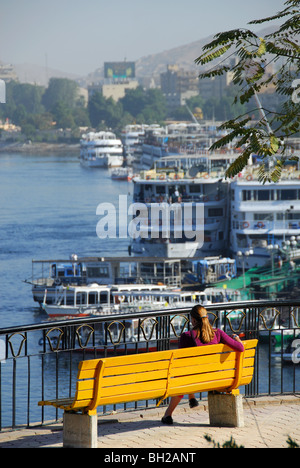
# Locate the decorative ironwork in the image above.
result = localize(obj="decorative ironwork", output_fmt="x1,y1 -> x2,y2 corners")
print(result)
207,311 -> 219,327
225,310 -> 247,333
76,324 -> 94,349
291,307 -> 300,328
7,333 -> 26,358
139,317 -> 158,342
106,320 -> 125,345
170,314 -> 189,338
259,307 -> 281,331
45,328 -> 64,352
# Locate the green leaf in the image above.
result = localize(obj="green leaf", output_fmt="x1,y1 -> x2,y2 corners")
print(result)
270,135 -> 279,154
257,38 -> 266,57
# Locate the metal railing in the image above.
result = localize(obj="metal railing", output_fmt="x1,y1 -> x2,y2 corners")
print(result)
0,299 -> 299,430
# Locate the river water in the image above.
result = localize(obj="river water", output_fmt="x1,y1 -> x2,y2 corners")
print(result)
0,151 -> 130,328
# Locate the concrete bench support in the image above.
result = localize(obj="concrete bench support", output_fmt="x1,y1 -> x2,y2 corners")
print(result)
208,392 -> 244,428
63,412 -> 98,448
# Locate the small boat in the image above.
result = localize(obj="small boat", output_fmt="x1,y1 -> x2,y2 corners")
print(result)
184,256 -> 237,286
111,167 -> 133,181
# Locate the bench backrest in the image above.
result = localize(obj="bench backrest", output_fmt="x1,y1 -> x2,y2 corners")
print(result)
72,339 -> 258,413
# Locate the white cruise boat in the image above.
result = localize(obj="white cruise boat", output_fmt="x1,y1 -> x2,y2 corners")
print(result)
140,121 -> 231,169
121,124 -> 147,162
129,160 -> 231,259
80,131 -> 124,167
41,283 -> 167,318
230,162 -> 300,269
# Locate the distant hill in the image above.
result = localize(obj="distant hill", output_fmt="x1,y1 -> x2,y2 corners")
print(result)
135,35 -> 214,78
12,26 -> 278,87
135,25 -> 279,78
13,62 -> 82,87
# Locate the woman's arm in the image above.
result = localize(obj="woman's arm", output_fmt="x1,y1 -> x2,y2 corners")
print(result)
219,329 -> 244,352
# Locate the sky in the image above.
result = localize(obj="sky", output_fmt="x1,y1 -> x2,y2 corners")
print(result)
0,0 -> 286,76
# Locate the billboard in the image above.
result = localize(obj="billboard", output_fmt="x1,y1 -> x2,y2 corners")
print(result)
104,62 -> 135,79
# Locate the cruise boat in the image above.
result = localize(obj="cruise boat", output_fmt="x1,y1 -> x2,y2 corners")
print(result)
230,161 -> 300,269
129,160 -> 231,259
140,121 -> 231,169
121,124 -> 147,163
80,131 -> 124,167
26,256 -> 183,305
140,125 -> 172,168
40,281 -> 240,319
41,283 -> 168,318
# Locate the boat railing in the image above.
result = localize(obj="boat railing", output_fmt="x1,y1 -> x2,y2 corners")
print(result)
0,299 -> 300,430
235,220 -> 300,231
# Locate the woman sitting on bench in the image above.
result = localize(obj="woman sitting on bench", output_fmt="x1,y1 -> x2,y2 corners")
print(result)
161,304 -> 244,425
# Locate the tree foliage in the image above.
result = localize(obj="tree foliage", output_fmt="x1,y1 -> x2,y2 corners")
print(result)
42,78 -> 79,111
195,0 -> 300,183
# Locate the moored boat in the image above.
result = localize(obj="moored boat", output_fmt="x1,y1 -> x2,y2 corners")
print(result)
80,131 -> 124,167
111,167 -> 133,181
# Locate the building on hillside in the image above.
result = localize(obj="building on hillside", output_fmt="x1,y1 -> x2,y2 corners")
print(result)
0,62 -> 18,82
198,57 -> 237,100
88,61 -> 139,102
160,65 -> 199,111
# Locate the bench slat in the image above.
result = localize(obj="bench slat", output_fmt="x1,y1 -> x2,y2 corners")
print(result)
78,368 -> 169,390
102,359 -> 171,377
78,349 -> 172,371
98,379 -> 167,399
168,378 -> 236,397
171,359 -> 237,378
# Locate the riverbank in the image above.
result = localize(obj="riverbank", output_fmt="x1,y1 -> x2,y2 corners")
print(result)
0,142 -> 80,154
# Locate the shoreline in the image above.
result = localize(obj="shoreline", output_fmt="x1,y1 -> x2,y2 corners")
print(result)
0,142 -> 80,154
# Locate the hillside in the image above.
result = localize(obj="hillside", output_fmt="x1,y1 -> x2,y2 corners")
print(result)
11,26 -> 277,86
135,35 -> 214,78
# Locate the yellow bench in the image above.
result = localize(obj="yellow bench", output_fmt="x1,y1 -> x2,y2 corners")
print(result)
39,339 -> 258,448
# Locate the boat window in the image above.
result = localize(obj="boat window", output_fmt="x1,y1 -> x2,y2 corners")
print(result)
100,292 -> 108,304
208,208 -> 223,217
236,234 -> 247,247
242,190 -> 252,201
156,185 -> 167,194
87,266 -> 109,278
88,292 -> 97,305
257,190 -> 272,201
76,292 -> 87,305
277,212 -> 300,220
277,189 -> 297,201
254,213 -> 274,221
189,184 -> 201,193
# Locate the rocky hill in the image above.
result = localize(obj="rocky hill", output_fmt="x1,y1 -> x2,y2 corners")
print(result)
11,26 -> 277,87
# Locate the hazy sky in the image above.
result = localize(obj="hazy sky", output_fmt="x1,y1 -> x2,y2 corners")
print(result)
0,0 -> 285,76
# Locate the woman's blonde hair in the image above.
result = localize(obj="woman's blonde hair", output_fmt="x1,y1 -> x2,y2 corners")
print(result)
190,305 -> 215,344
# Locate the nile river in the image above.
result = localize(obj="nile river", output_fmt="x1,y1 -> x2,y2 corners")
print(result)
0,151 -> 130,328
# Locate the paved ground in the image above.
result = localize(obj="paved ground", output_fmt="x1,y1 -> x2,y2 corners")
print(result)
0,396 -> 299,449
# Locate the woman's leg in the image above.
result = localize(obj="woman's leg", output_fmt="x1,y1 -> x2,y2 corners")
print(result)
163,395 -> 182,418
